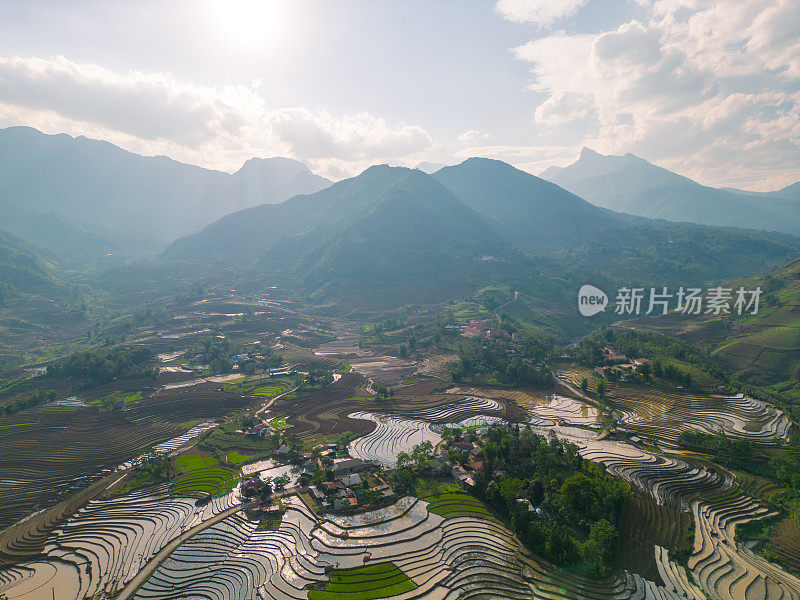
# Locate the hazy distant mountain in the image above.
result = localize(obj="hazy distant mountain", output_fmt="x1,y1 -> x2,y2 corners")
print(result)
257,169 -> 520,305
163,164 -> 413,263
775,181 -> 800,200
165,158 -> 799,311
433,158 -> 797,287
433,158 -> 621,252
0,202 -> 121,261
0,127 -> 331,251
542,148 -> 800,234
724,180 -> 800,201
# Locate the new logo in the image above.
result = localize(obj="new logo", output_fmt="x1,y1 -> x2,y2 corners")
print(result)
578,284 -> 608,317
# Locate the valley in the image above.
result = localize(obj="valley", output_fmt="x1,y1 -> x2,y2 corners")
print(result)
1,130 -> 799,600
1,291 -> 799,599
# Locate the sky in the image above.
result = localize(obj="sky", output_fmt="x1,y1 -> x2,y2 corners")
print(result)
0,0 -> 798,190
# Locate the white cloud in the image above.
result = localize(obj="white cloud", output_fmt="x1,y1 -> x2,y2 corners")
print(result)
534,91 -> 596,126
452,143 -> 582,177
0,55 -> 435,180
495,0 -> 589,28
458,129 -> 490,144
503,0 -> 800,190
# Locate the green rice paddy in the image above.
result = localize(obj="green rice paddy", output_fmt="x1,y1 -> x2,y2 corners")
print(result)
308,562 -> 415,600
226,451 -> 254,465
269,415 -> 292,430
172,453 -> 239,497
425,492 -> 492,518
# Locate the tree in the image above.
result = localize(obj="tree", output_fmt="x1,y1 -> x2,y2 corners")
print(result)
636,362 -> 651,378
499,477 -> 525,508
580,377 -> 589,395
411,440 -> 433,471
359,489 -> 380,505
132,451 -> 171,483
596,378 -> 606,400
585,518 -> 618,575
560,472 -> 594,516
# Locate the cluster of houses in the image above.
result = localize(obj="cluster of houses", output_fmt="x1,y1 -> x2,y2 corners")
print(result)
241,476 -> 283,520
438,428 -> 490,488
243,422 -> 276,437
592,345 -> 652,381
307,456 -> 395,511
461,319 -> 519,341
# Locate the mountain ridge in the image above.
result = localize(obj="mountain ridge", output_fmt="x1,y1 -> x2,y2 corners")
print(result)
0,126 -> 332,251
541,148 -> 800,234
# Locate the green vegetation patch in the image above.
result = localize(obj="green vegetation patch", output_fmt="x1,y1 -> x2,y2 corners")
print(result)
227,451 -> 254,465
308,562 -> 416,600
254,384 -> 290,397
171,468 -> 239,497
176,453 -> 219,473
426,492 -> 492,517
269,415 -> 292,430
345,396 -> 369,402
414,477 -> 462,498
172,453 -> 239,496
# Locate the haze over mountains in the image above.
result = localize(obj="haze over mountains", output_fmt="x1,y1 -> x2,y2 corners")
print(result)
3,126 -> 800,317
0,127 -> 331,258
541,148 -> 800,234
163,157 -> 798,312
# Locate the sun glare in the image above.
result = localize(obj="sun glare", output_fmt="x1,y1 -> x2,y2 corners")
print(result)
209,0 -> 288,49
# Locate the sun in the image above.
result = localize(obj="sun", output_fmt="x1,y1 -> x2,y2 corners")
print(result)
209,0 -> 289,49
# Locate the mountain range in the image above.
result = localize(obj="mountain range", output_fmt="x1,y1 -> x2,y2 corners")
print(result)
163,158 -> 799,313
541,148 -> 800,234
0,127 -> 331,258
2,127 -> 800,322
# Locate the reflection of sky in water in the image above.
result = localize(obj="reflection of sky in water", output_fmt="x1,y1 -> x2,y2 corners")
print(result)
429,415 -> 506,433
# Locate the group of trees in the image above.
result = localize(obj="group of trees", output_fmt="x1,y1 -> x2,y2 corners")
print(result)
131,450 -> 172,484
771,450 -> 800,514
193,337 -> 234,373
449,333 -> 554,387
677,431 -> 752,469
652,359 -> 692,387
469,425 -> 630,576
47,346 -> 156,385
301,369 -> 334,390
200,421 -> 303,463
0,389 -> 56,415
390,440 -> 434,492
573,329 -> 724,387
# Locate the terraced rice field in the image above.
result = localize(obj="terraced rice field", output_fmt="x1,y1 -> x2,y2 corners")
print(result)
769,517 -> 800,575
269,416 -> 292,430
347,397 -> 506,466
0,484 -> 240,599
618,492 -> 692,583
0,406 -> 196,529
3,337 -> 797,600
125,489 -> 706,600
267,372 -> 376,444
425,493 -> 492,518
255,383 -> 292,397
539,424 -> 800,600
226,451 -> 254,465
308,563 -> 416,600
558,366 -> 791,446
171,454 -> 239,497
